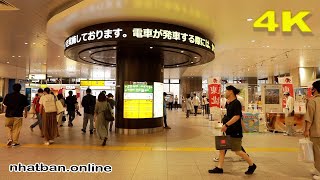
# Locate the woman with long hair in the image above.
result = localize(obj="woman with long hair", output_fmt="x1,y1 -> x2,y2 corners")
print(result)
39,88 -> 59,145
95,92 -> 113,146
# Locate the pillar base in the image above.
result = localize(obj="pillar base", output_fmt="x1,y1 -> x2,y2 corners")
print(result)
115,127 -> 164,135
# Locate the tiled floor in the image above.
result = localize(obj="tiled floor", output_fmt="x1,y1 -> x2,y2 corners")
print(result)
0,110 -> 315,180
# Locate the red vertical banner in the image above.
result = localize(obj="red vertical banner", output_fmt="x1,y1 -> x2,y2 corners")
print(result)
208,84 -> 221,107
282,84 -> 294,108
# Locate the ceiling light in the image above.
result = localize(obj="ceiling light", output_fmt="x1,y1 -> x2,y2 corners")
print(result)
83,57 -> 86,59
113,47 -> 116,49
18,56 -> 21,58
266,45 -> 270,48
307,45 -> 311,48
194,57 -> 198,59
181,51 -> 184,53
6,61 -> 9,64
89,51 -> 92,53
93,62 -> 96,64
247,18 -> 253,22
12,56 -> 15,57
43,63 -> 46,65
24,42 -> 28,45
33,43 -> 36,45
191,62 -> 194,64
150,47 -> 153,49
251,40 -> 256,43
58,56 -> 60,58
112,57 -> 115,59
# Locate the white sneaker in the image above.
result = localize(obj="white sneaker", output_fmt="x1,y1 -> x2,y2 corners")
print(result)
44,141 -> 50,146
313,175 -> 320,180
49,140 -> 54,144
213,157 -> 219,162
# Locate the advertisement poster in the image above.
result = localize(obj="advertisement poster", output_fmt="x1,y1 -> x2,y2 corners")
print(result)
242,113 -> 259,133
123,82 -> 153,119
153,82 -> 164,118
278,77 -> 294,108
265,89 -> 280,104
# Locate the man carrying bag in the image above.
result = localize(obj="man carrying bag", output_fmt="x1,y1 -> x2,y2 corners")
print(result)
209,85 -> 257,175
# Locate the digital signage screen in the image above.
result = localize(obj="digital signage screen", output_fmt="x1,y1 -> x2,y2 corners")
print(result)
123,82 -> 153,119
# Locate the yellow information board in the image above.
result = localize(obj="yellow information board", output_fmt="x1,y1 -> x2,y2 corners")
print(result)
124,99 -> 153,118
80,80 -> 105,86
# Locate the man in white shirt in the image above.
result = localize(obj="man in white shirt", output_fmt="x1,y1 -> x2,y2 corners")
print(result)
283,92 -> 294,136
192,94 -> 200,116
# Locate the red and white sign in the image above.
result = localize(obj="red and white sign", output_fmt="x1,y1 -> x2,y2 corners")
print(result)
279,77 -> 294,108
208,83 -> 221,107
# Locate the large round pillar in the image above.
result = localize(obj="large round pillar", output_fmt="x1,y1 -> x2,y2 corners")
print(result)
63,21 -> 215,134
115,44 -> 164,134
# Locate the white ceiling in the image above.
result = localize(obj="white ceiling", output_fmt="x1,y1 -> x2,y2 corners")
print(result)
0,0 -> 320,80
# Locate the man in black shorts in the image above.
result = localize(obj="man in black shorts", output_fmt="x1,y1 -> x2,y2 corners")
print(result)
209,85 -> 257,175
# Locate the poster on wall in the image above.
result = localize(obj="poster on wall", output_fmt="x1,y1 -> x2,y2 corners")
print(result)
227,83 -> 249,111
153,82 -> 163,118
242,113 -> 259,133
278,77 -> 294,108
123,82 -> 153,119
262,85 -> 282,113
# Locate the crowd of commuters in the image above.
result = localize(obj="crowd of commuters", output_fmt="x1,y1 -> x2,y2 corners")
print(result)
3,81 -> 320,178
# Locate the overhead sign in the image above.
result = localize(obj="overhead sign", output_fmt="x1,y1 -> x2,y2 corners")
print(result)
64,22 -> 215,52
28,74 -> 46,80
80,80 -> 105,86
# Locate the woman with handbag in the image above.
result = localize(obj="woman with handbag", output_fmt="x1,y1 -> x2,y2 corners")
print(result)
95,92 -> 114,146
39,88 -> 59,145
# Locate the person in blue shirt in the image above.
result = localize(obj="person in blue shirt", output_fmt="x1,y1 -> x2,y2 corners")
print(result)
163,92 -> 171,129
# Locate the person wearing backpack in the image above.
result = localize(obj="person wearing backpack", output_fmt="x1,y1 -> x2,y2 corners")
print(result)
95,92 -> 114,146
81,88 -> 96,135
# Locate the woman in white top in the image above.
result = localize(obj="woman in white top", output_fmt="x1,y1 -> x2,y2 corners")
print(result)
39,88 -> 59,145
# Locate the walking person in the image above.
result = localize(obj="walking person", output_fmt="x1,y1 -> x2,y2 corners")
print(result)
169,95 -> 174,110
181,96 -> 186,112
283,92 -> 294,136
107,93 -> 116,132
57,94 -> 65,127
174,95 -> 179,110
30,88 -> 44,134
209,85 -> 256,175
192,94 -> 200,116
304,80 -> 320,180
186,95 -> 193,118
95,92 -> 113,146
163,92 -> 171,129
65,91 -> 77,127
81,88 -> 96,135
3,83 -> 29,147
39,88 -> 59,145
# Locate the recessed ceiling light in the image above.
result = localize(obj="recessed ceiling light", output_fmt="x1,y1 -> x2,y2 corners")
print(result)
93,62 -> 96,64
113,47 -> 116,49
247,18 -> 253,22
112,57 -> 115,59
266,45 -> 270,48
33,43 -> 36,45
194,57 -> 198,59
43,63 -> 46,65
89,51 -> 92,53
12,56 -> 15,58
24,42 -> 28,45
181,51 -> 184,53
251,40 -> 256,43
83,57 -> 86,59
150,47 -> 153,49
6,61 -> 9,64
191,62 -> 194,64
307,45 -> 311,48
58,56 -> 60,58
18,56 -> 21,58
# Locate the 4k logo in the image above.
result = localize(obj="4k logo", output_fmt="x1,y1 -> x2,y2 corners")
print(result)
253,10 -> 312,32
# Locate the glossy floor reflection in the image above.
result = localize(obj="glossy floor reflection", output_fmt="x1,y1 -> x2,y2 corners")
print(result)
0,110 -> 314,180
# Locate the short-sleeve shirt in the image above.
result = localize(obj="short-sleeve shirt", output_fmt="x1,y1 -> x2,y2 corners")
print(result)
225,99 -> 243,138
3,92 -> 29,118
305,95 -> 320,137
